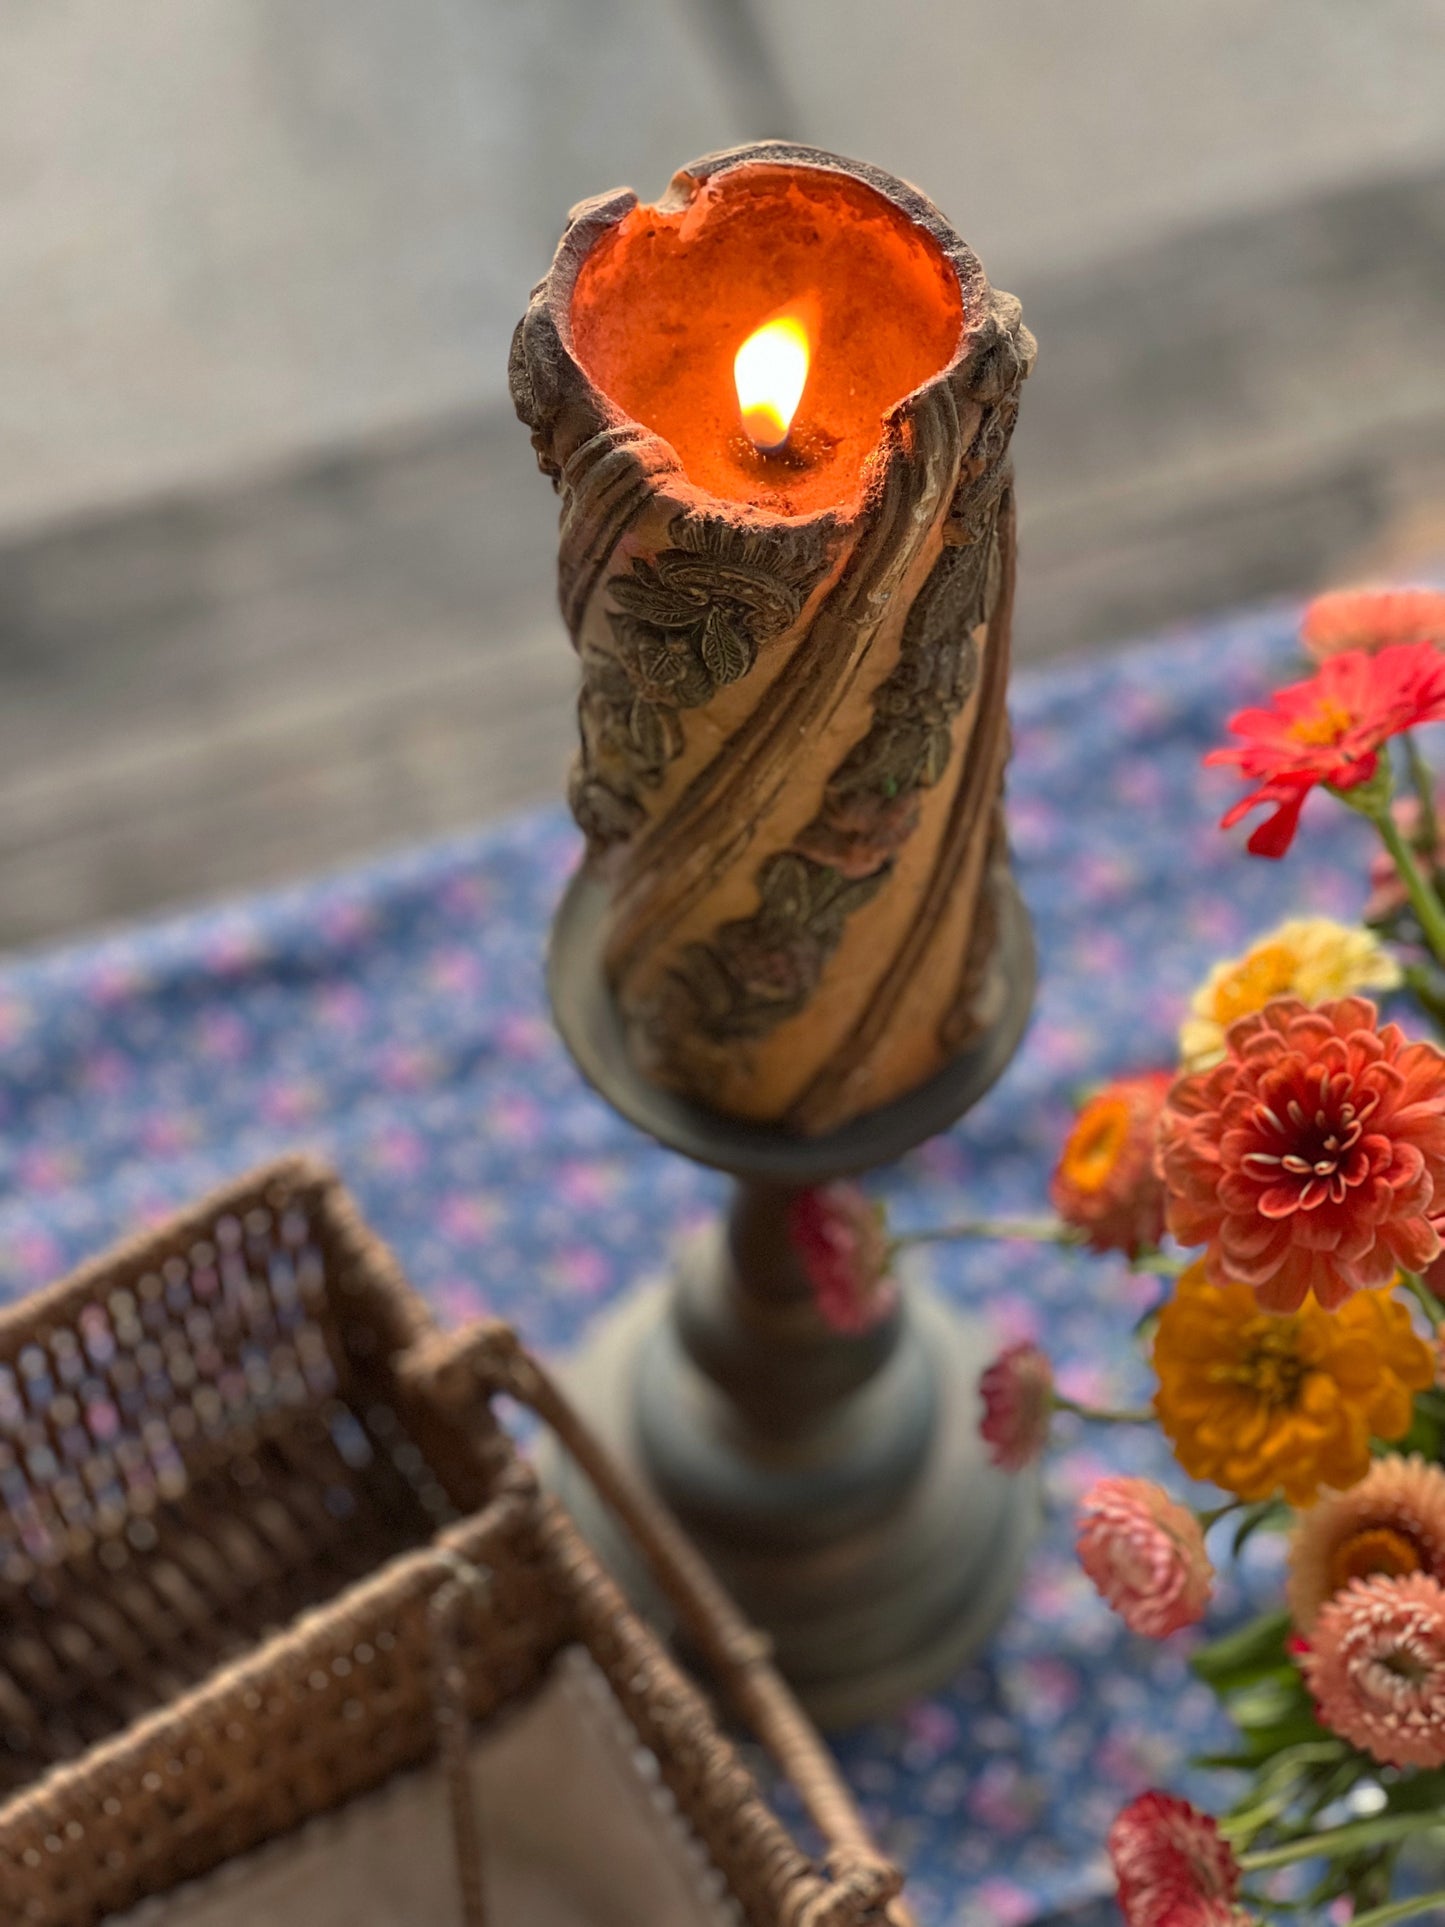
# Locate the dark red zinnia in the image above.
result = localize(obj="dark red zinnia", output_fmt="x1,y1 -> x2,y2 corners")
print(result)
1158,996 -> 1445,1313
786,1184 -> 895,1334
1206,641 -> 1445,857
1108,1791 -> 1245,1926
977,1342 -> 1054,1471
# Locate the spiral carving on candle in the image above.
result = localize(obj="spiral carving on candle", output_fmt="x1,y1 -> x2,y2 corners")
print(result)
512,143 -> 1033,1132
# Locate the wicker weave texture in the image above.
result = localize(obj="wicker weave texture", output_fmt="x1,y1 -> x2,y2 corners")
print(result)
0,1159 -> 902,1927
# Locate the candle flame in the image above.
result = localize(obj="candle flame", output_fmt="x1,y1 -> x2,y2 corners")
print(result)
735,315 -> 810,452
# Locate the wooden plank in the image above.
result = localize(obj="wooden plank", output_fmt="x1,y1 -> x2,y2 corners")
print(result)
1,165 -> 1444,949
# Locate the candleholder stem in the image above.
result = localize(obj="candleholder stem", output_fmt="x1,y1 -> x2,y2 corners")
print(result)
548,869 -> 1040,1727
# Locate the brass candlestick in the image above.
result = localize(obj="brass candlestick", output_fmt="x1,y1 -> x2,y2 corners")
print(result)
513,141 -> 1038,1722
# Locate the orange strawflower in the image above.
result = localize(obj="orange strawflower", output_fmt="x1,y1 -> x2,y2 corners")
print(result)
1050,1072 -> 1172,1257
1158,996 -> 1445,1313
1288,1454 -> 1445,1633
1301,586 -> 1445,661
1152,1263 -> 1432,1506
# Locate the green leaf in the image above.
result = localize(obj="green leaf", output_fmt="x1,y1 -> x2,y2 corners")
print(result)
1242,1810 -> 1445,1872
1350,1892 -> 1445,1927
1192,1607 -> 1292,1688
1232,1500 -> 1291,1559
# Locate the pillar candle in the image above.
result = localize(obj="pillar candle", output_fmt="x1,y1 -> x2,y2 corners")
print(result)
512,141 -> 1033,1134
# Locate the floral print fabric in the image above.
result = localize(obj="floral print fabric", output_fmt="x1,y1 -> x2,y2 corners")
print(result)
0,599 -> 1384,1922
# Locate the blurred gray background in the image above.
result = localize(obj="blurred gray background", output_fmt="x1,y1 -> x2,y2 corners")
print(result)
4,0 -> 1445,948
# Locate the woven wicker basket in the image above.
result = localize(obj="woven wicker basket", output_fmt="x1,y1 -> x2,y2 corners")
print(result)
0,1157 -> 906,1927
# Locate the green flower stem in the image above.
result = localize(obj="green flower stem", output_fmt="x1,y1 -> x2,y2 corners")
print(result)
1401,961 -> 1445,1033
1348,1891 -> 1445,1927
1129,1250 -> 1185,1277
890,1220 -> 1181,1281
1051,1392 -> 1154,1426
1369,798 -> 1445,971
1194,1498 -> 1246,1533
1402,730 -> 1441,861
891,1218 -> 1078,1251
1400,1269 -> 1445,1330
1240,1810 -> 1445,1872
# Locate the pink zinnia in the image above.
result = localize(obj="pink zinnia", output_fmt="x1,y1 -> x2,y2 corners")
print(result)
978,1343 -> 1054,1471
1108,1791 -> 1246,1927
1157,996 -> 1445,1313
1301,585 -> 1445,661
1077,1478 -> 1213,1639
1300,1572 -> 1445,1769
786,1184 -> 896,1334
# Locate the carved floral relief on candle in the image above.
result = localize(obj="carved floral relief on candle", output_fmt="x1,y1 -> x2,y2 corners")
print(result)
512,142 -> 1033,1134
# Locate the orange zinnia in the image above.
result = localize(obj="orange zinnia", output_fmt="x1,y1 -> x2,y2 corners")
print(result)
1050,1072 -> 1172,1258
1158,997 -> 1445,1313
1152,1263 -> 1432,1506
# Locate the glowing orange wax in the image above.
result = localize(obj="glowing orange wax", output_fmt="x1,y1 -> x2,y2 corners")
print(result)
567,163 -> 964,515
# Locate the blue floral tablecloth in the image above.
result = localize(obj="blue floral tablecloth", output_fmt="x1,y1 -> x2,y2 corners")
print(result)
0,600 -> 1388,1924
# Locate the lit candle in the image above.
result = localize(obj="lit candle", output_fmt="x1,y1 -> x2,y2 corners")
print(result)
512,142 -> 1033,1134
734,314 -> 810,454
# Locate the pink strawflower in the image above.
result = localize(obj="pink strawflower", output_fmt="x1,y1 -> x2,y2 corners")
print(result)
1299,1572 -> 1445,1769
1108,1791 -> 1246,1926
786,1184 -> 896,1334
1077,1478 -> 1214,1639
978,1342 -> 1054,1471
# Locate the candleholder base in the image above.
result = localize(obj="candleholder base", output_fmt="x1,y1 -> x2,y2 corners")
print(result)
556,1271 -> 1039,1729
547,867 -> 1039,1726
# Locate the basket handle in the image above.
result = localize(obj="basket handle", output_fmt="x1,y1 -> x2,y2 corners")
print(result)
405,1319 -> 912,1927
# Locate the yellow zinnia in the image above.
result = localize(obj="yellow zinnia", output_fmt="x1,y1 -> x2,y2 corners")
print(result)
1152,1263 -> 1433,1507
1178,917 -> 1401,1074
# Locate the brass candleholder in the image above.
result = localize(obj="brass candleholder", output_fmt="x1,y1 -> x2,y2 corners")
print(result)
513,141 -> 1038,1722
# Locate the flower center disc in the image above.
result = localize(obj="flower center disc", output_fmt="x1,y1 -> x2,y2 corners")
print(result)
1288,695 -> 1356,748
1328,1525 -> 1425,1596
1216,1318 -> 1310,1408
1062,1099 -> 1130,1194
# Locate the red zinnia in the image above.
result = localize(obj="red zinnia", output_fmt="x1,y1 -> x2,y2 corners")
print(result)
1158,996 -> 1445,1313
1301,585 -> 1445,661
786,1184 -> 896,1334
1206,642 -> 1445,857
1108,1791 -> 1246,1926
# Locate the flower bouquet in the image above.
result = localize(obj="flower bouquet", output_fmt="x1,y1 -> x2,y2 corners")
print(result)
791,589 -> 1445,1925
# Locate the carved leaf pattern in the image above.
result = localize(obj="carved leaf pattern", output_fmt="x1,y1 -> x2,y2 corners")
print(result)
662,437 -> 1014,1046
664,854 -> 889,1040
569,513 -> 829,852
700,606 -> 753,687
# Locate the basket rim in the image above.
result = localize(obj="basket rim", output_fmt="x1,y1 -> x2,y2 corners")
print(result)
0,1153 -> 435,1364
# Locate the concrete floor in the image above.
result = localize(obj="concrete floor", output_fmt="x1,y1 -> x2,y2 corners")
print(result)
3,2 -> 1445,948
